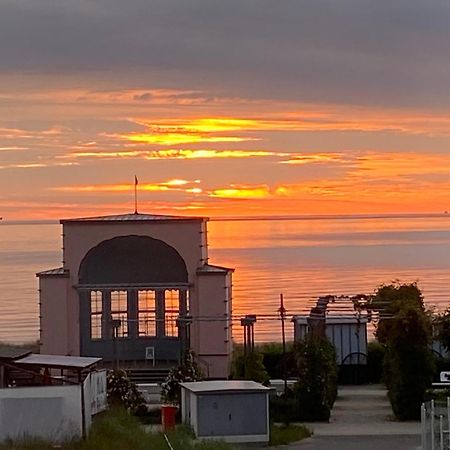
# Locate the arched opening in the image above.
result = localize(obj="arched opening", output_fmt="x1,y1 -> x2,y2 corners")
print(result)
77,235 -> 190,363
78,235 -> 188,285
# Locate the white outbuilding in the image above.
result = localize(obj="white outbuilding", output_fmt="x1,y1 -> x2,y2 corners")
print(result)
180,380 -> 270,443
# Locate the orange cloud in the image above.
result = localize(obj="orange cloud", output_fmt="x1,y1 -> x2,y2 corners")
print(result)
0,162 -> 78,170
280,153 -> 348,165
210,185 -> 271,199
349,152 -> 450,178
123,133 -> 252,145
64,149 -> 283,160
50,179 -> 203,194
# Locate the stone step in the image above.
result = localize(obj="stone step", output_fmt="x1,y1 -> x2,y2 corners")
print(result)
127,368 -> 170,384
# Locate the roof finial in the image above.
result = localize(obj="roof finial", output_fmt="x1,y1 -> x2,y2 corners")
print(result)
134,175 -> 139,214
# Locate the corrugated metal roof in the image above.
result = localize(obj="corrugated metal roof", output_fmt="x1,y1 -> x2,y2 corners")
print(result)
36,267 -> 69,277
180,380 -> 270,393
61,212 -> 206,224
197,264 -> 234,274
15,354 -> 102,369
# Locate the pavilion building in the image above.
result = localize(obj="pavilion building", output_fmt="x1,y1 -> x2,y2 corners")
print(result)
37,213 -> 233,379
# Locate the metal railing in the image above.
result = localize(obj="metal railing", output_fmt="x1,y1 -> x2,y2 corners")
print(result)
422,399 -> 450,450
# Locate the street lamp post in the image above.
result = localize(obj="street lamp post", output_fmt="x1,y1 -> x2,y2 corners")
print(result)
111,319 -> 122,369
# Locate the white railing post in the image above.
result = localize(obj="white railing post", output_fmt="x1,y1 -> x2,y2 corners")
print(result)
432,400 -> 435,450
422,403 -> 427,450
447,397 -> 450,450
439,415 -> 444,450
420,403 -> 428,450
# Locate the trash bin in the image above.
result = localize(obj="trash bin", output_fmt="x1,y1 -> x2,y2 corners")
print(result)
161,405 -> 177,430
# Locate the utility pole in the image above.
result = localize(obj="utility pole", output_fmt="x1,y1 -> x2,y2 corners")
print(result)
278,294 -> 288,396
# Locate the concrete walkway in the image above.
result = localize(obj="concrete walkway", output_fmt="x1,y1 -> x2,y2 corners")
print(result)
277,385 -> 421,449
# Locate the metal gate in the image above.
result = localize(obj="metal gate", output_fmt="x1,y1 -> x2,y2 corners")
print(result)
422,399 -> 450,450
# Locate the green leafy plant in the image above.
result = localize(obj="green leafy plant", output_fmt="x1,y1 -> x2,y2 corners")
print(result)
106,369 -> 146,414
371,283 -> 434,420
161,351 -> 204,405
293,334 -> 338,421
230,347 -> 270,385
367,341 -> 385,383
434,309 -> 450,352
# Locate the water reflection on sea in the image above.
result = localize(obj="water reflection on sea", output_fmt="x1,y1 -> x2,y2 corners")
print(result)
1,215 -> 450,343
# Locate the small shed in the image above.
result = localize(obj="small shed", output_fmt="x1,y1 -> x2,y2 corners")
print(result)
0,353 -> 105,442
180,380 -> 270,443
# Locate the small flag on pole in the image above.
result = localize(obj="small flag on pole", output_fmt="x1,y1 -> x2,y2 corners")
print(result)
134,175 -> 138,214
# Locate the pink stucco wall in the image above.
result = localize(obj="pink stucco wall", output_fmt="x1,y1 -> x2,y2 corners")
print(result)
193,272 -> 232,377
62,220 -> 207,281
39,276 -> 71,355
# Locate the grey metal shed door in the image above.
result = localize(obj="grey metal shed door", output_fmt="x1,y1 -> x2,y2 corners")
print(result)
197,393 -> 267,437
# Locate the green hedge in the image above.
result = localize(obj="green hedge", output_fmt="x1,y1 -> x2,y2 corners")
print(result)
367,341 -> 385,384
372,284 -> 434,420
293,335 -> 338,421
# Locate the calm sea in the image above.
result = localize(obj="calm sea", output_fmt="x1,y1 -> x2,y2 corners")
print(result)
1,215 -> 450,344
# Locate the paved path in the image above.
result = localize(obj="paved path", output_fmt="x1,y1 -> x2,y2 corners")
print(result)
273,385 -> 421,449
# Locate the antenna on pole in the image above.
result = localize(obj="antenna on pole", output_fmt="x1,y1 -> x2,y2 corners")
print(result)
134,175 -> 139,214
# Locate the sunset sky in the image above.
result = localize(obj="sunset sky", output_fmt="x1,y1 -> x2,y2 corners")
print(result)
1,0 -> 450,219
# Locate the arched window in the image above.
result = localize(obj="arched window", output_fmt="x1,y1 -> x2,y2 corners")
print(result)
78,235 -> 189,341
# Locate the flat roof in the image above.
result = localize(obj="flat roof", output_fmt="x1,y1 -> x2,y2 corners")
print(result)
36,267 -> 69,278
15,354 -> 102,370
0,347 -> 32,361
197,264 -> 234,274
61,212 -> 206,224
180,380 -> 270,393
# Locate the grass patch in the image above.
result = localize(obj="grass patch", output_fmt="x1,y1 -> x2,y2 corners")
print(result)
0,437 -> 53,450
0,408 -> 233,450
269,424 -> 312,446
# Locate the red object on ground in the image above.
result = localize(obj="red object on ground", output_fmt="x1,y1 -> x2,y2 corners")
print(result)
161,405 -> 177,430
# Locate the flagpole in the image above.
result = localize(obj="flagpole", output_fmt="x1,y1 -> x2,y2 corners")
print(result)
134,175 -> 138,214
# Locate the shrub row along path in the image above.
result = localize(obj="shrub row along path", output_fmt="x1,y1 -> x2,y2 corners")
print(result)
278,385 -> 421,450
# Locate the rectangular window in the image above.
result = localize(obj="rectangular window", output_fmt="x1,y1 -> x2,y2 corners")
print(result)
165,290 -> 179,337
111,290 -> 128,337
90,291 -> 102,340
138,290 -> 156,337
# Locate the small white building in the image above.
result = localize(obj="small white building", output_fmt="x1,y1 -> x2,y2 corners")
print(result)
0,353 -> 106,443
293,295 -> 369,366
180,380 -> 270,443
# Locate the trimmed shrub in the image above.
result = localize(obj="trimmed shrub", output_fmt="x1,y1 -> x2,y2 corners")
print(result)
161,351 -> 204,405
371,283 -> 434,420
367,341 -> 385,384
106,370 -> 146,414
269,394 -> 299,425
257,342 -> 296,379
230,347 -> 270,385
293,335 -> 338,421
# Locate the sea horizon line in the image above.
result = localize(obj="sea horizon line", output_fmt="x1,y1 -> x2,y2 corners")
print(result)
1,211 -> 450,225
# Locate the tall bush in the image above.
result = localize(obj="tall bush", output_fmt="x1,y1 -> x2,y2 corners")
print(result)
293,334 -> 338,421
371,283 -> 434,419
161,351 -> 204,405
107,370 -> 146,414
434,309 -> 450,352
230,347 -> 270,385
367,341 -> 385,384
